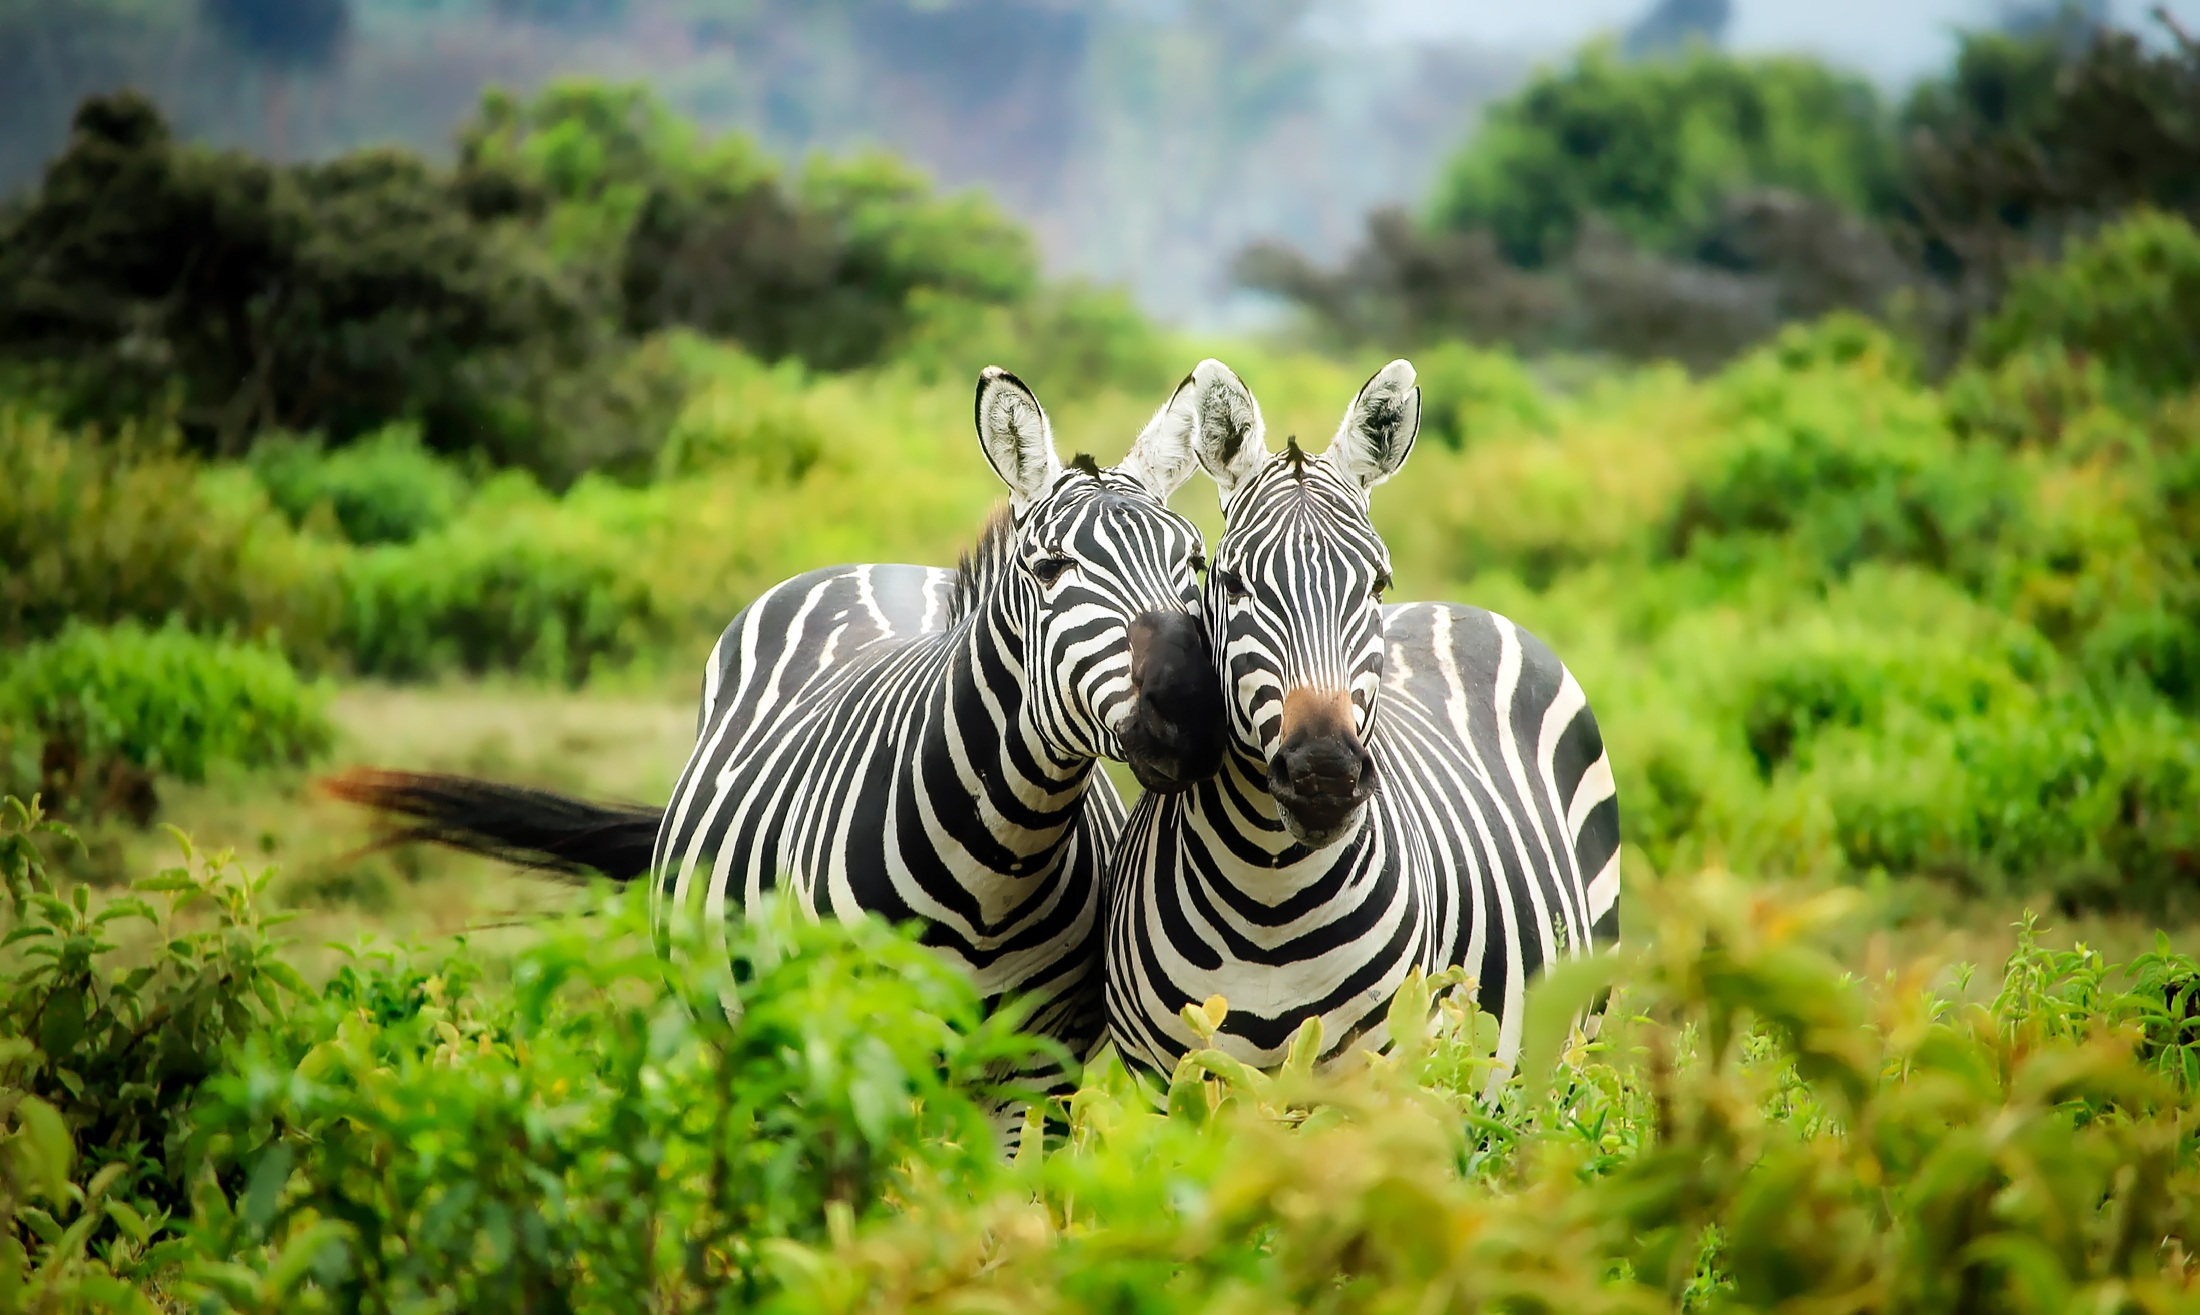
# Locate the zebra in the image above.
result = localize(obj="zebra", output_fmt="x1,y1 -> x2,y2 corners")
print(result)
329,364 -> 1230,1115
1102,358 -> 1622,1082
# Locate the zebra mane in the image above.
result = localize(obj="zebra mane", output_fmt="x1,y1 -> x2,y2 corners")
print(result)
1282,435 -> 1311,477
950,505 -> 1018,625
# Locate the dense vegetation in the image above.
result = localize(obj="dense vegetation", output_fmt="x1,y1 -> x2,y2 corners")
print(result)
1242,10 -> 2200,371
12,797 -> 2200,1312
5,12 -> 2200,1307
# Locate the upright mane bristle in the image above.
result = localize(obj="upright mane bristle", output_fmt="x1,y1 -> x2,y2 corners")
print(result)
1283,435 -> 1311,477
1068,452 -> 1102,478
950,505 -> 1017,624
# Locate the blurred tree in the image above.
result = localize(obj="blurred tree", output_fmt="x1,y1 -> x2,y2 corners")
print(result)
1900,13 -> 2200,352
1428,44 -> 1899,269
1624,0 -> 1732,58
199,0 -> 354,158
200,0 -> 351,66
0,93 -> 587,462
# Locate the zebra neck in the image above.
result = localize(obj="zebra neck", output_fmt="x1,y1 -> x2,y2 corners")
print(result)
1197,747 -> 1372,885
931,594 -> 1094,868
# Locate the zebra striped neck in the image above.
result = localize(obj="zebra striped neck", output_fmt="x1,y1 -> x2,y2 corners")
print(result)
944,556 -> 1100,859
1199,745 -> 1372,875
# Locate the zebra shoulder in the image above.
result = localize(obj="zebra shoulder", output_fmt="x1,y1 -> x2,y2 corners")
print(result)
1380,601 -> 1608,801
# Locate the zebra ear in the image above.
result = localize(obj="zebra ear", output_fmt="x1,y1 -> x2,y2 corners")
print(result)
1325,359 -> 1420,493
1116,369 -> 1203,500
1182,358 -> 1268,503
975,366 -> 1064,513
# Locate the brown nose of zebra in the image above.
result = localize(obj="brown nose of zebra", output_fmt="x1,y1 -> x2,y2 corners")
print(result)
1266,687 -> 1376,846
1120,610 -> 1226,794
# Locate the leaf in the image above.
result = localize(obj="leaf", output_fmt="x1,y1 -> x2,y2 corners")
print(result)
12,1095 -> 72,1198
265,1219 -> 348,1297
1282,1016 -> 1325,1081
242,1143 -> 295,1234
1518,950 -> 1628,1110
104,1198 -> 152,1245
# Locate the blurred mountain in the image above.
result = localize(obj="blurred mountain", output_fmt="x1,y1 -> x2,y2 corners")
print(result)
0,0 -> 1522,325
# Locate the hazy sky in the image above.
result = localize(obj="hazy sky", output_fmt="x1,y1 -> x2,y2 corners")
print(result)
1360,0 -> 2200,85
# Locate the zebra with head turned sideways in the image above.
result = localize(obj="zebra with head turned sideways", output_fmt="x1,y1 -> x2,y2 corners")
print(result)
329,365 -> 1231,1113
1103,359 -> 1622,1081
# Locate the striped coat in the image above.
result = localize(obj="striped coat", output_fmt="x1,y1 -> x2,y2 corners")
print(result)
1104,359 -> 1621,1076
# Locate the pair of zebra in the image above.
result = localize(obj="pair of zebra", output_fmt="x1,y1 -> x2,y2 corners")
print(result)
331,358 -> 1621,1106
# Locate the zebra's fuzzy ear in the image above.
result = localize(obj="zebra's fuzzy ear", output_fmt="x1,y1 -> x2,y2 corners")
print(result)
975,366 -> 1064,513
1116,370 -> 1204,500
1325,359 -> 1420,493
1182,358 -> 1268,503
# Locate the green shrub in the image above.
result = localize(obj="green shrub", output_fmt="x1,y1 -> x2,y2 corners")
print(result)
1969,209 -> 2200,408
0,409 -> 342,653
0,623 -> 332,819
249,425 -> 472,545
14,808 -> 2200,1310
2,800 -> 306,1308
1666,354 -> 2016,585
1429,43 -> 1898,267
181,893 -> 1044,1311
336,477 -> 679,685
1821,693 -> 2200,908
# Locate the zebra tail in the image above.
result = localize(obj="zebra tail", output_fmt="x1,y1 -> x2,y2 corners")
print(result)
318,768 -> 661,883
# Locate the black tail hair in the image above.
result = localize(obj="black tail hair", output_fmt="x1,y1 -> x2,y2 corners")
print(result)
320,768 -> 662,883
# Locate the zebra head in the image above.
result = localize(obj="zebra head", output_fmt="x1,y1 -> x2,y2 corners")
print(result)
975,366 -> 1227,794
1191,358 -> 1421,847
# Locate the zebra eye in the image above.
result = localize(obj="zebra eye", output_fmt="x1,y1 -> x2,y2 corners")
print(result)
1214,567 -> 1250,599
1030,555 -> 1074,587
1372,570 -> 1392,602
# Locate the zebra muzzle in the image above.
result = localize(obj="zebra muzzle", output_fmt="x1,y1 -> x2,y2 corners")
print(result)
1120,611 -> 1227,793
1267,688 -> 1377,844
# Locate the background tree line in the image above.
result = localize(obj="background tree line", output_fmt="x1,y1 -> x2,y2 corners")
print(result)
1239,6 -> 2200,373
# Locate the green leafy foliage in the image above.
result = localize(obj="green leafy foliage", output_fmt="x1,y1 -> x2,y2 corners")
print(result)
1970,208 -> 2200,408
1,798 -> 305,1309
0,407 -> 342,652
1429,43 -> 1898,269
0,624 -> 333,822
11,805 -> 2200,1310
180,895 -> 1045,1311
248,425 -> 472,546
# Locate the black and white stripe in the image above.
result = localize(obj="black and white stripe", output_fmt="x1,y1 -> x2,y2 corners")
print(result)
1104,359 -> 1622,1079
654,367 -> 1219,1091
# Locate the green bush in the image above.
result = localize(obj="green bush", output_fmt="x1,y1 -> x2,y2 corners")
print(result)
1429,43 -> 1898,268
1969,209 -> 2200,408
0,623 -> 332,819
1665,350 -> 2016,586
0,408 -> 341,653
181,893 -> 1042,1311
335,477 -> 680,685
15,807 -> 2200,1311
2,801 -> 307,1310
249,425 -> 472,545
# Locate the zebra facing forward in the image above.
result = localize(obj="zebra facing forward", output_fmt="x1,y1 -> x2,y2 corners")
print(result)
1103,359 -> 1622,1080
331,365 -> 1230,1101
